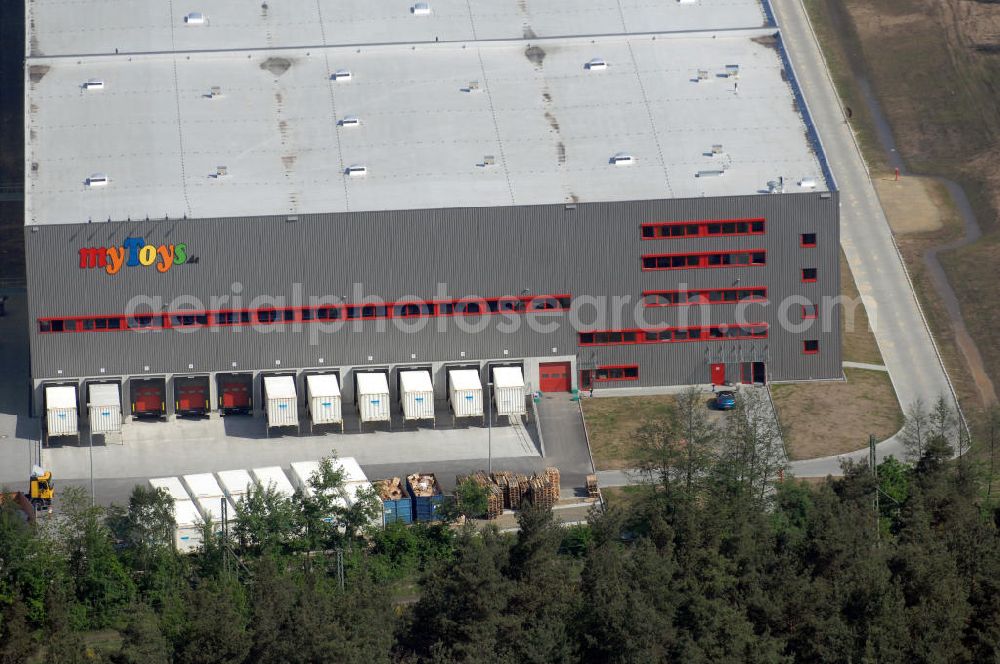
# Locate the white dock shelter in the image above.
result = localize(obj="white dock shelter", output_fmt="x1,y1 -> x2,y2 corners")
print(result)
492,367 -> 527,417
88,383 -> 122,435
306,374 -> 343,432
356,372 -> 391,429
448,369 -> 484,423
399,370 -> 435,424
216,469 -> 255,507
149,477 -> 203,553
44,385 -> 79,442
182,473 -> 235,527
250,466 -> 295,498
263,376 -> 298,433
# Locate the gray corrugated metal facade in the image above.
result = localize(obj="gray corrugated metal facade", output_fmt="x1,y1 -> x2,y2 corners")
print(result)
25,192 -> 840,408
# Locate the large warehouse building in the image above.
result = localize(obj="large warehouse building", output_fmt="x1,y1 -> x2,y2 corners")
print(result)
23,0 -> 839,423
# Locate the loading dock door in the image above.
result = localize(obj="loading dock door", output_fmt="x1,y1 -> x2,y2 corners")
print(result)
175,376 -> 210,417
711,363 -> 726,385
131,378 -> 166,418
539,362 -> 571,392
218,374 -> 253,414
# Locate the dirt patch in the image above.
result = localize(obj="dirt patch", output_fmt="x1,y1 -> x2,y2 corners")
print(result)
260,57 -> 292,77
839,250 -> 882,365
771,369 -> 903,460
524,45 -> 545,68
874,174 -> 954,235
28,65 -> 49,83
581,396 -> 678,470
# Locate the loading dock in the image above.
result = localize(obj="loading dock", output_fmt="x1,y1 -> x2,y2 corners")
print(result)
174,375 -> 210,418
306,373 -> 343,433
130,377 -> 166,419
263,375 -> 299,435
356,370 -> 391,431
44,384 -> 79,444
538,361 -> 571,392
491,365 -> 526,418
399,369 -> 435,426
217,373 -> 253,415
88,382 -> 123,435
447,367 -> 484,425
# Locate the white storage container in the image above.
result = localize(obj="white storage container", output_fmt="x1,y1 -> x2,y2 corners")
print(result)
149,476 -> 192,502
492,367 -> 526,416
306,374 -> 342,426
173,500 -> 205,553
88,383 -> 122,434
250,466 -> 295,498
216,469 -> 255,505
264,376 -> 298,429
448,369 -> 483,418
333,457 -> 368,485
290,461 -> 351,511
182,473 -> 234,524
45,385 -> 79,438
356,373 -> 390,423
399,370 -> 434,421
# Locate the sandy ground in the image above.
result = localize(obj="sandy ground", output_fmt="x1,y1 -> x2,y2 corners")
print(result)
874,174 -> 951,235
771,368 -> 903,461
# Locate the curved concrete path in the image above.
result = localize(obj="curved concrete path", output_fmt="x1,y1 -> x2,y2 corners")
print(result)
773,0 -> 959,476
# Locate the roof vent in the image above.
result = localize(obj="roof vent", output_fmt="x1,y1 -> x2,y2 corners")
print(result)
331,69 -> 353,81
339,116 -> 361,127
586,58 -> 608,70
767,178 -> 785,193
86,173 -> 109,187
412,2 -> 431,15
710,144 -> 724,156
696,69 -> 709,82
214,165 -> 228,178
209,86 -> 222,98
82,79 -> 105,91
610,153 -> 634,166
481,155 -> 496,167
678,0 -> 698,4
798,177 -> 817,189
465,80 -> 481,93
696,169 -> 725,178
346,165 -> 368,177
184,12 -> 206,25
724,64 -> 740,78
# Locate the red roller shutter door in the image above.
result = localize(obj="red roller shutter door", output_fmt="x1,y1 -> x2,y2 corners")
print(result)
539,362 -> 571,392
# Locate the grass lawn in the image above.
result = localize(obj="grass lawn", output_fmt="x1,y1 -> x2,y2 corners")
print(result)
839,250 -> 882,366
600,485 -> 649,510
771,369 -> 903,460
581,396 -> 678,470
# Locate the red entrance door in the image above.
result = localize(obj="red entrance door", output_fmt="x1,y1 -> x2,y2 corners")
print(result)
539,362 -> 571,392
710,363 -> 726,385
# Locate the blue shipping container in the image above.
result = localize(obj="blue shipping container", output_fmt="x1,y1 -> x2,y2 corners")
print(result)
407,473 -> 445,523
382,497 -> 413,526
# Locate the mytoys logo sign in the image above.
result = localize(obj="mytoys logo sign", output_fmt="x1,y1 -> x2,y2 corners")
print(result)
78,237 -> 197,275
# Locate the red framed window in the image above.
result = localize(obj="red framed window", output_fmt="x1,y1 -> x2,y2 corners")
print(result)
641,250 -> 767,271
594,365 -> 639,382
801,268 -> 818,282
578,323 -> 768,346
803,339 -> 820,354
802,304 -> 819,319
641,217 -> 765,240
643,287 -> 767,307
801,233 -> 817,247
37,293 -> 573,334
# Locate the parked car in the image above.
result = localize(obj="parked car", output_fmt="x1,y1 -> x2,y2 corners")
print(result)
714,391 -> 736,410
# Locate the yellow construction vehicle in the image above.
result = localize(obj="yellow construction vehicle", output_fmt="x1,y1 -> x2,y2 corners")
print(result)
29,466 -> 54,514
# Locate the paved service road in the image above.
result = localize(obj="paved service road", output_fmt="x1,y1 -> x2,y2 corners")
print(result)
772,0 -> 957,476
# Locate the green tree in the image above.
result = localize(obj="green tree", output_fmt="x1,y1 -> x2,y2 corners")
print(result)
0,601 -> 35,664
174,578 -> 251,664
900,398 -> 931,462
445,478 -> 489,521
112,602 -> 171,664
233,481 -> 300,553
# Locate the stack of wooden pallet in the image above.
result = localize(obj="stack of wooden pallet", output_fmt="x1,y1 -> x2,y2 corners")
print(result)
527,473 -> 558,509
376,476 -> 406,501
544,467 -> 561,500
456,471 -> 504,519
586,474 -> 600,499
491,471 -> 515,509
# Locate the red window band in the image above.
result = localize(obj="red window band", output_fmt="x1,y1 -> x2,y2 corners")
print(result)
578,323 -> 768,346
643,287 -> 767,307
641,250 -> 766,271
641,217 -> 765,240
594,365 -> 639,382
37,294 -> 572,334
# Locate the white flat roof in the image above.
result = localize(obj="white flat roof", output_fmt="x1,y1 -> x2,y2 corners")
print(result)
88,383 -> 120,406
25,2 -> 826,226
216,469 -> 254,498
182,472 -> 225,499
173,499 -> 204,527
493,366 -> 524,388
27,0 -> 766,57
333,457 -> 368,485
263,375 -> 297,399
250,466 -> 295,497
45,385 -> 77,409
306,374 -> 341,398
449,369 -> 483,391
149,476 -> 191,502
357,372 -> 390,396
400,370 -> 434,393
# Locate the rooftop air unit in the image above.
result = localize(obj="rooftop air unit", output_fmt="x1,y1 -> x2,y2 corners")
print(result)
86,173 -> 109,187
482,155 -> 496,167
724,64 -> 740,78
331,69 -> 353,81
799,177 -> 817,189
711,144 -> 724,156
339,116 -> 361,127
696,169 -> 726,178
610,153 -> 634,166
83,79 -> 104,91
346,165 -> 368,177
209,86 -> 222,98
412,2 -> 431,15
184,12 -> 206,25
215,165 -> 228,178
466,80 -> 481,93
697,69 -> 709,81
586,58 -> 608,70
